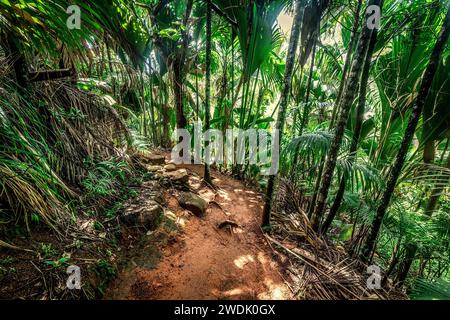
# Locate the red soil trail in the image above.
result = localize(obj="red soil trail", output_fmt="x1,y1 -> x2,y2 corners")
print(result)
105,163 -> 292,300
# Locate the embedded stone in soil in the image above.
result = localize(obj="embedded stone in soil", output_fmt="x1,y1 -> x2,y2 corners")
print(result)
105,164 -> 291,300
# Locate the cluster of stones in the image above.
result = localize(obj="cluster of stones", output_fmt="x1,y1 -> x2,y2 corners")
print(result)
120,153 -> 208,229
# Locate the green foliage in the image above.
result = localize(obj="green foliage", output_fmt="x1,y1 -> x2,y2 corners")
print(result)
0,256 -> 16,280
94,259 -> 117,295
38,243 -> 59,259
410,279 -> 450,300
45,256 -> 70,269
1,0 -> 449,300
213,0 -> 286,80
81,158 -> 130,198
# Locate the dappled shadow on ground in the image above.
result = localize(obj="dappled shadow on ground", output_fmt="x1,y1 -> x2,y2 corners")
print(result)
105,162 -> 291,300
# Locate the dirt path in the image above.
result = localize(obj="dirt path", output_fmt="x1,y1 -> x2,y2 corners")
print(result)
105,164 -> 292,300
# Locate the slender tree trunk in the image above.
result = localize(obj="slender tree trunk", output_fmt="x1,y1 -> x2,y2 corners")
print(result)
140,71 -> 148,137
308,162 -> 324,216
299,37 -> 318,137
244,0 -> 255,81
162,81 -> 171,147
204,0 -> 213,184
418,258 -> 427,278
292,31 -> 318,174
173,0 -> 193,130
312,0 -> 363,215
394,243 -> 417,287
105,38 -> 114,73
311,0 -> 382,231
173,61 -> 187,129
330,0 -> 363,127
245,69 -> 259,128
321,26 -> 378,234
229,27 -> 235,131
361,6 -> 450,264
195,42 -> 200,121
5,33 -> 28,90
381,236 -> 402,287
148,59 -> 157,144
262,0 -> 304,228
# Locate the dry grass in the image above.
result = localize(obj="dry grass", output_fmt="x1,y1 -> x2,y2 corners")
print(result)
268,179 -> 407,300
0,54 -> 133,233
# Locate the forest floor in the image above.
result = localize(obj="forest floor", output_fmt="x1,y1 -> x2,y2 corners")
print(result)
0,152 -> 396,300
105,159 -> 293,300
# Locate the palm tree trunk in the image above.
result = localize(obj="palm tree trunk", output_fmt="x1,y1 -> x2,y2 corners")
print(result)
381,236 -> 402,287
361,6 -> 450,264
148,60 -> 157,145
394,243 -> 417,288
173,58 -> 187,130
204,0 -> 213,184
321,26 -> 378,234
298,37 -> 318,137
262,0 -> 304,228
227,27 -> 235,133
195,42 -> 200,121
307,0 -> 362,212
292,32 -> 318,174
330,0 -> 363,127
162,81 -> 171,147
173,0 -> 193,130
311,0 -> 382,231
